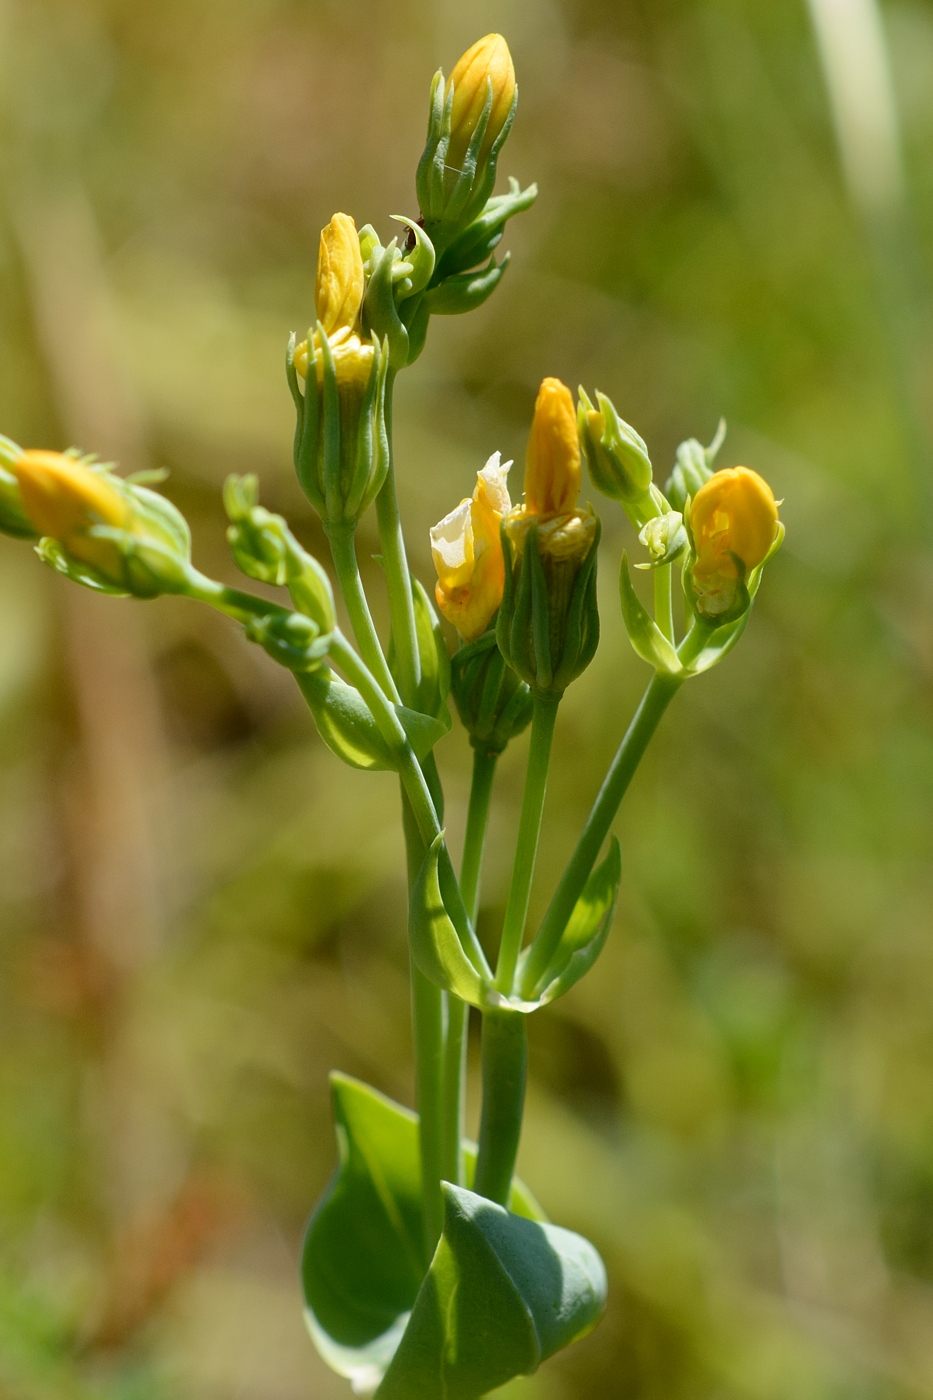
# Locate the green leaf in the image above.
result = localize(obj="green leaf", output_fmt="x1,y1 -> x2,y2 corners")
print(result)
409,835 -> 493,1008
519,838 -> 622,1005
297,669 -> 396,770
619,553 -> 682,675
376,1184 -> 607,1399
392,576 -> 452,726
303,1075 -> 544,1394
296,671 -> 448,771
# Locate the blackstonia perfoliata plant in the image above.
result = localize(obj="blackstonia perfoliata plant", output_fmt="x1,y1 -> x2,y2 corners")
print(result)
0,33 -> 784,1399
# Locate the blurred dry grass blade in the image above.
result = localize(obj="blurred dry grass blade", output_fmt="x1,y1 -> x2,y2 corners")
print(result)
806,0 -> 906,217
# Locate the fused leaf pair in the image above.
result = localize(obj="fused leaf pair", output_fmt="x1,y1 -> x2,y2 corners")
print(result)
410,832 -> 622,1010
303,1075 -> 606,1399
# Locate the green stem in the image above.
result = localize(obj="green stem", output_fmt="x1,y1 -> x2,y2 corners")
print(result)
327,526 -> 399,701
330,632 -> 439,846
375,374 -> 421,708
442,996 -> 468,1190
330,633 -> 492,979
520,671 -> 681,996
654,562 -> 674,645
182,569 -> 290,623
473,1010 -> 527,1205
440,749 -> 499,1190
460,749 -> 498,924
402,791 -> 446,1256
495,696 -> 559,995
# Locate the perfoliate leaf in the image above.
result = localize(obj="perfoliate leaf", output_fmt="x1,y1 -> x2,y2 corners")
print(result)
519,837 -> 622,1005
297,671 -> 448,771
409,835 -> 492,1007
303,1076 -> 544,1395
375,1184 -> 607,1399
390,576 -> 452,726
619,553 -> 682,675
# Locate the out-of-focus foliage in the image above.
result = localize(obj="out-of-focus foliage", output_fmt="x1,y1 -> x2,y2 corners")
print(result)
2,0 -> 933,1396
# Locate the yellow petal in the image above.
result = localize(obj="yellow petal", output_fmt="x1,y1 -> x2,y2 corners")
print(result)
525,378 -> 580,517
446,33 -> 516,170
691,466 -> 778,573
14,450 -> 131,577
315,213 -> 365,337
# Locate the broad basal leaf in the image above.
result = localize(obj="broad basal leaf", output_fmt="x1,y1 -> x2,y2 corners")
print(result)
375,1184 -> 607,1399
303,1075 -> 543,1395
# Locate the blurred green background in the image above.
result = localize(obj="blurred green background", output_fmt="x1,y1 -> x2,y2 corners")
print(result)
2,0 -> 933,1395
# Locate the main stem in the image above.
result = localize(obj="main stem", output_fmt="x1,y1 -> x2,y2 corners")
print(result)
402,791 -> 446,1255
473,1010 -> 527,1206
327,526 -> 399,701
521,671 -> 681,995
495,696 -> 559,995
441,749 -> 499,1190
375,374 -> 421,707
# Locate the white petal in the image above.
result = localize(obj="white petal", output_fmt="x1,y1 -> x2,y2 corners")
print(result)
478,451 -> 512,515
430,498 -> 474,573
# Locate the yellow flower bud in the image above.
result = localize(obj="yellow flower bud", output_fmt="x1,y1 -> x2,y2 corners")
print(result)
430,453 -> 512,641
14,450 -> 131,577
524,377 -> 581,517
315,213 -> 365,338
689,466 -> 780,617
446,33 -> 516,172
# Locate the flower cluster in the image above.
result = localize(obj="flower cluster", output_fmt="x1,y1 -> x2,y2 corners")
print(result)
0,30 -> 787,1400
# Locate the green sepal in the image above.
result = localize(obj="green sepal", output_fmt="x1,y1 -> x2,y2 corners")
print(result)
0,438 -> 39,539
497,516 -> 601,700
390,576 -> 451,727
681,522 -> 784,673
409,834 -> 493,1008
577,387 -> 653,508
450,629 -> 533,756
424,254 -> 509,316
364,240 -> 411,370
434,178 -> 538,282
35,537 -> 129,595
296,670 -> 448,772
303,1074 -> 544,1394
619,553 -> 683,675
376,1183 -> 607,1400
636,511 -> 687,569
664,419 -> 726,513
417,69 -> 518,245
518,838 -> 622,1004
388,216 -> 436,297
224,474 -> 336,632
245,611 -> 331,674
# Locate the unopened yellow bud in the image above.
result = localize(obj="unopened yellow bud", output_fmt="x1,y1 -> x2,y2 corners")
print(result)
430,452 -> 512,640
690,466 -> 780,617
446,33 -> 516,171
524,378 -> 580,517
15,450 -> 130,576
315,213 -> 365,338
